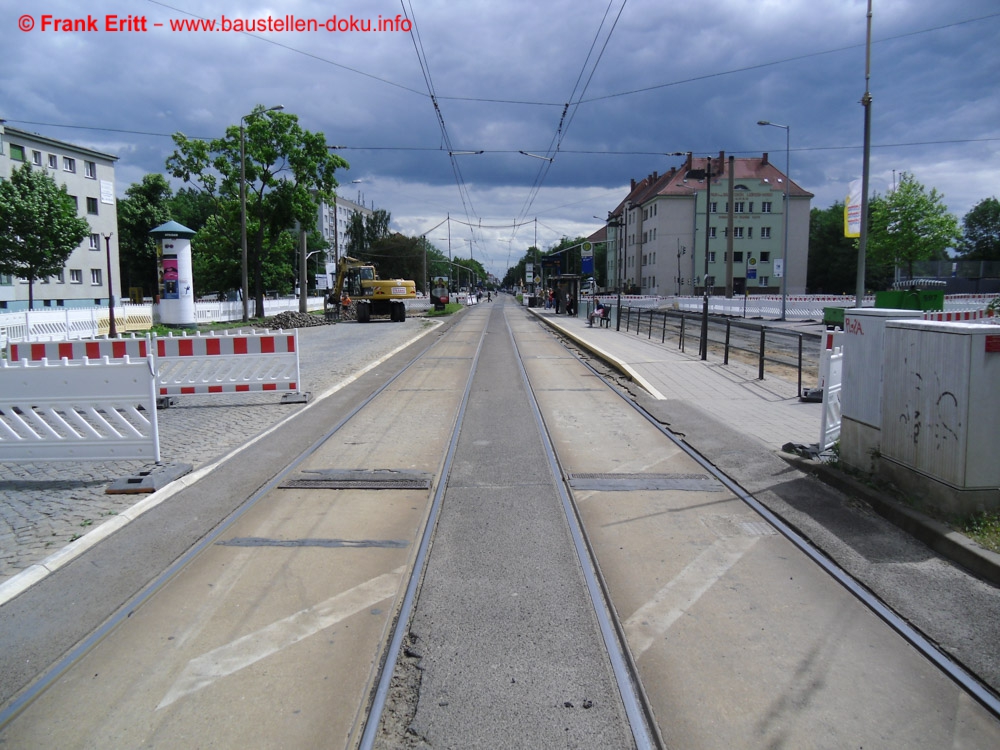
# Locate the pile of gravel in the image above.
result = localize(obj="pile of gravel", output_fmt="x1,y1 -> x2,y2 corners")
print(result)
265,310 -> 333,329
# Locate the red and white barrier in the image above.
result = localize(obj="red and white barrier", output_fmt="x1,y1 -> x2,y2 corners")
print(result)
6,330 -> 307,404
7,336 -> 149,363
154,330 -> 305,401
923,309 -> 986,322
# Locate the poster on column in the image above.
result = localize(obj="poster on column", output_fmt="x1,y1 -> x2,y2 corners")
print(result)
162,256 -> 179,299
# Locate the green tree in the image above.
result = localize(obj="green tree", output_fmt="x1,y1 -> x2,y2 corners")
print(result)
368,232 -> 424,289
867,172 -> 960,281
0,164 -> 90,309
806,203 -> 858,294
345,208 -> 391,258
169,187 -> 216,233
959,197 -> 1000,261
118,173 -> 173,299
166,106 -> 348,318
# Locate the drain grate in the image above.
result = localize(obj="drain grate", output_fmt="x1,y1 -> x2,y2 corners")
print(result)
280,469 -> 432,491
568,472 -> 723,492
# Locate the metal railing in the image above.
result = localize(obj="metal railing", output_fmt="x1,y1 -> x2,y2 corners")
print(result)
616,306 -> 821,393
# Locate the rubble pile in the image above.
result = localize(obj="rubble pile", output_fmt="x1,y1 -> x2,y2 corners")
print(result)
265,310 -> 332,329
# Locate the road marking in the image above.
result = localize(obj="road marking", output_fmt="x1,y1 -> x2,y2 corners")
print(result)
158,567 -> 404,709
624,536 -> 758,659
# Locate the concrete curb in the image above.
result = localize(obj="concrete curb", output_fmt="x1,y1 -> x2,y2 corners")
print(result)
782,453 -> 1000,588
529,310 -> 666,399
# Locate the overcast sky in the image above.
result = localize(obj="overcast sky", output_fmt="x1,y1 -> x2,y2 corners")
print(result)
3,1 -> 998,278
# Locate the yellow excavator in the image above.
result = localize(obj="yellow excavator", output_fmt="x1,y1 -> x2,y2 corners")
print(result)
332,256 -> 417,322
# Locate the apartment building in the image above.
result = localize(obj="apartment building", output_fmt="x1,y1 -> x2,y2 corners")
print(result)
605,152 -> 812,297
316,192 -> 373,288
0,123 -> 120,311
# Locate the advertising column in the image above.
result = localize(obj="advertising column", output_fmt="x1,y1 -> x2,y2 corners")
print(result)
149,220 -> 197,327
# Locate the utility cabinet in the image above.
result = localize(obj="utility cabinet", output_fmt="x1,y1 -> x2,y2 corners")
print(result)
880,320 -> 1000,513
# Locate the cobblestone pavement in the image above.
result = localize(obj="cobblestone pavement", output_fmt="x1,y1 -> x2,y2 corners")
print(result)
0,319 -> 439,582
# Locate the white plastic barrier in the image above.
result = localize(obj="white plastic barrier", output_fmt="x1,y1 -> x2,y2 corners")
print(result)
154,330 -> 304,400
819,346 -> 843,453
7,336 -> 149,363
0,356 -> 160,462
6,331 -> 305,403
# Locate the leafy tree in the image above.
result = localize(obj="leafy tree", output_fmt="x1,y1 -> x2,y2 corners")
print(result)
367,232 -> 424,288
366,208 -> 391,248
169,187 -> 216,233
345,208 -> 391,258
0,164 -> 90,309
959,197 -> 1000,260
867,172 -> 960,281
117,173 -> 173,299
806,203 -> 858,294
345,211 -> 366,257
166,106 -> 348,318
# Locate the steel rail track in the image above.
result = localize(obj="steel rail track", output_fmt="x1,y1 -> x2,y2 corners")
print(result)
506,306 -> 662,750
357,315 -> 490,748
0,325 -> 448,731
558,322 -> 1000,722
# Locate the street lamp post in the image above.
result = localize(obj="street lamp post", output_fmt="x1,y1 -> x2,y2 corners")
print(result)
103,232 -> 116,338
603,211 -> 625,331
757,120 -> 790,320
240,105 -> 284,322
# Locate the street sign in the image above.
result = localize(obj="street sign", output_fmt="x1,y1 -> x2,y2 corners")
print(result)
747,268 -> 757,280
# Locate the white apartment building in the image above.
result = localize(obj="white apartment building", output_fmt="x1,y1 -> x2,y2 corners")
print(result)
606,152 -> 812,298
0,123 -> 120,311
316,192 -> 373,289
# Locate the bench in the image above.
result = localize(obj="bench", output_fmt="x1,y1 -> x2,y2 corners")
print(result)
588,306 -> 612,328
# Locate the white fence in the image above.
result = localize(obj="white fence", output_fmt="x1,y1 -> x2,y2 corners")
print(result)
0,356 -> 160,462
0,296 -> 433,348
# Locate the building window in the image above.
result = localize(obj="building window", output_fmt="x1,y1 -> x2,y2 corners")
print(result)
91,269 -> 102,286
748,202 -> 754,213
734,251 -> 744,263
86,197 -> 99,215
63,157 -> 76,173
761,201 -> 772,213
709,227 -> 717,239
89,233 -> 100,250
747,227 -> 753,239
733,227 -> 744,239
84,161 -> 97,178
760,252 -> 771,262
759,276 -> 769,286
708,251 -> 717,263
760,227 -> 771,239
9,143 -> 25,162
48,154 -> 58,169
52,270 -> 65,283
70,269 -> 83,284
0,274 -> 12,286
32,150 -> 43,166
710,201 -> 718,213
734,201 -> 745,213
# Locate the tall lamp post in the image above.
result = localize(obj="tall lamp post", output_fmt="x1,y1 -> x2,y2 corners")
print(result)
103,232 -> 116,338
240,104 -> 284,322
757,120 -> 790,320
602,211 -> 625,331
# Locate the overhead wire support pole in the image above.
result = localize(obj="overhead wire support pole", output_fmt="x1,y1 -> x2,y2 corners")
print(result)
856,0 -> 874,308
